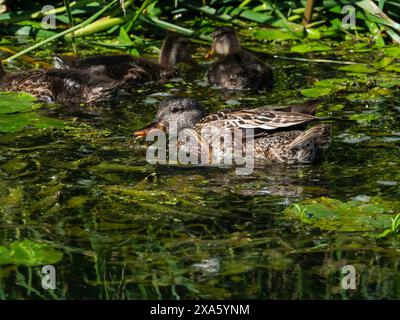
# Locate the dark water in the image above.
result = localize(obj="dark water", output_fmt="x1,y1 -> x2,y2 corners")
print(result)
0,40 -> 400,299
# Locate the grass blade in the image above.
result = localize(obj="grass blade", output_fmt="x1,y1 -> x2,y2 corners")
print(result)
5,0 -> 118,62
63,0 -> 76,51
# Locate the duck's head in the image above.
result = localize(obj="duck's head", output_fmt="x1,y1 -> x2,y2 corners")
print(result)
159,35 -> 197,70
134,97 -> 205,138
206,27 -> 241,58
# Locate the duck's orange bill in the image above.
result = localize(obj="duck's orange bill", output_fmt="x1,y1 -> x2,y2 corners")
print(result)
134,122 -> 165,138
205,48 -> 215,59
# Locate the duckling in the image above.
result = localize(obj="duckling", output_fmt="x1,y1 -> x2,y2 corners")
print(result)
0,61 -> 123,105
206,27 -> 273,90
134,97 -> 330,165
53,34 -> 197,85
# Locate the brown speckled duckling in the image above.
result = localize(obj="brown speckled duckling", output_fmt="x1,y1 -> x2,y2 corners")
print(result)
206,27 -> 273,90
134,97 -> 330,165
53,34 -> 196,85
0,61 -> 123,105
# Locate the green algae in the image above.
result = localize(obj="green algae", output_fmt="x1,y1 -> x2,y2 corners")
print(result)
0,240 -> 63,267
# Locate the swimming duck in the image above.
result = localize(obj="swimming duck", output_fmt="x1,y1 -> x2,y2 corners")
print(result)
134,97 -> 330,165
53,34 -> 197,85
0,61 -> 123,105
205,27 -> 273,90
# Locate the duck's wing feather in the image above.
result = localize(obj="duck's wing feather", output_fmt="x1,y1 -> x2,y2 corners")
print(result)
197,108 -> 316,131
273,99 -> 323,115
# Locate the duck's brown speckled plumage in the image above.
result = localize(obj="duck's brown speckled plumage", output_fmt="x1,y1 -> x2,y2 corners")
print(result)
0,65 -> 122,104
206,27 -> 273,90
134,97 -> 331,165
53,34 -> 195,85
253,124 -> 331,164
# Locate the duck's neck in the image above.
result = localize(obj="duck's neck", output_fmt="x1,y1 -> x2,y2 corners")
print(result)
159,41 -> 179,70
226,44 -> 241,55
219,37 -> 241,56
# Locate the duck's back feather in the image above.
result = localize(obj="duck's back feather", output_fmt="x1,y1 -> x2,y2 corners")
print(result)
0,68 -> 122,104
207,51 -> 273,90
54,55 -> 176,83
255,124 -> 331,164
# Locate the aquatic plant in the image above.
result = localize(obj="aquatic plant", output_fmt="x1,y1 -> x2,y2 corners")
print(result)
0,0 -> 399,63
377,213 -> 400,238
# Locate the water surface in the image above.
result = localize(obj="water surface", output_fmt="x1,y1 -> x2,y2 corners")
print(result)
0,39 -> 399,299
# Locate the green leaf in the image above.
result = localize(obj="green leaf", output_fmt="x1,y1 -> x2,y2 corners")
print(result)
348,113 -> 380,123
314,78 -> 351,88
339,64 -> 378,73
291,42 -> 331,53
364,19 -> 385,47
0,92 -> 40,114
372,57 -> 393,69
346,87 -> 391,101
301,87 -> 332,98
36,29 -> 59,39
328,104 -> 345,111
0,112 -> 65,133
254,28 -> 300,41
239,9 -> 273,23
285,197 -> 397,233
384,46 -> 400,58
306,28 -> 321,40
32,115 -> 66,129
0,240 -> 63,267
0,113 -> 35,133
118,26 -> 132,45
377,79 -> 400,87
385,64 -> 400,72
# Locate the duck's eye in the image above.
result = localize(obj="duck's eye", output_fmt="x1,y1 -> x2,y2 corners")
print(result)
171,107 -> 180,113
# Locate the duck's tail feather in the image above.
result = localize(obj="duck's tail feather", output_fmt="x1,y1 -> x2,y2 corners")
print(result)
315,123 -> 332,151
288,124 -> 331,149
287,124 -> 331,163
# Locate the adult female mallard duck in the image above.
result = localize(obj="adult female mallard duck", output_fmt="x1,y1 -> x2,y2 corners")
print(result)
0,61 -> 122,105
205,27 -> 273,90
53,34 -> 197,85
134,97 -> 330,165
